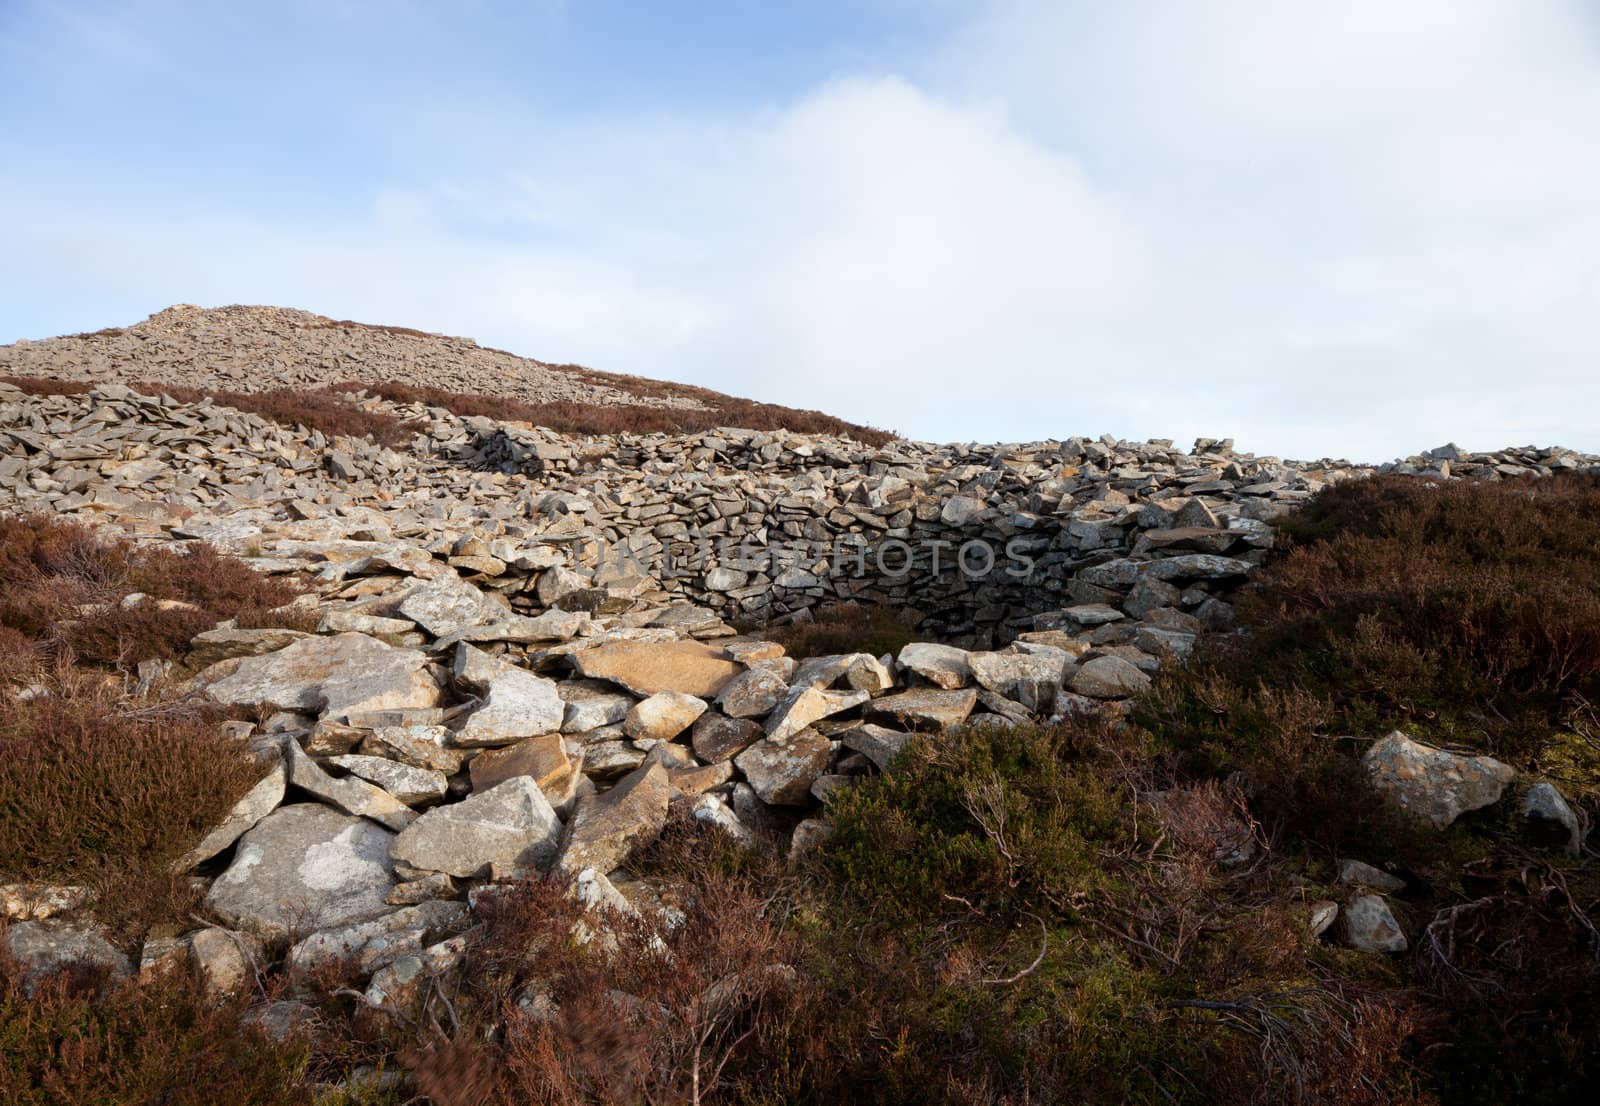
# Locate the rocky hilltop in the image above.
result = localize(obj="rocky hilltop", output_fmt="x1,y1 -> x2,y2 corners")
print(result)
0,304 -> 693,410
2,309 -> 1598,1102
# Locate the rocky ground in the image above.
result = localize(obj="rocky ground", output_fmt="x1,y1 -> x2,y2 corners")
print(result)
0,304 -> 700,410
3,313 -> 1599,1103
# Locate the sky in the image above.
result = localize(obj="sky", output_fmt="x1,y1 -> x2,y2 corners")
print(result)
3,0 -> 1599,460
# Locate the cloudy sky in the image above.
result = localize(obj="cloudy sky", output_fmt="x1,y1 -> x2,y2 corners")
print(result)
3,1 -> 1598,459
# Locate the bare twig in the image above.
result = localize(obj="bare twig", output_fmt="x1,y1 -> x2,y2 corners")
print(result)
981,912 -> 1050,986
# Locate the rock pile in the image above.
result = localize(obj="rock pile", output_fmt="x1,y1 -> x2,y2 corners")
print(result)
0,538 -> 1195,1005
7,379 -> 1593,646
0,304 -> 695,410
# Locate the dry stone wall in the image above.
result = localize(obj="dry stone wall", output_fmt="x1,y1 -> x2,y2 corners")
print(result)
5,380 -> 1598,648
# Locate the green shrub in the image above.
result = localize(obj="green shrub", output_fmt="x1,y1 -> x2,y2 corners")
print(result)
805,720 -> 1428,1105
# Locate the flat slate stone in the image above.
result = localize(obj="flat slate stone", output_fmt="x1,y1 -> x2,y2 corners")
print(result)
201,633 -> 440,722
572,640 -> 741,698
174,753 -> 287,871
866,688 -> 977,731
450,643 -> 565,746
735,728 -> 832,806
397,578 -> 500,636
556,762 -> 670,875
205,803 -> 399,943
390,777 -> 564,879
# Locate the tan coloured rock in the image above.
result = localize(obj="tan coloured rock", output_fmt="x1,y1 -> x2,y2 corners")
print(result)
573,640 -> 741,698
735,728 -> 832,806
557,762 -> 671,875
623,691 -> 708,743
866,688 -> 977,731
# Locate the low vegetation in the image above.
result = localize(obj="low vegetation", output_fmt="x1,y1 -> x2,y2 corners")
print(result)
1,375 -> 95,396
0,515 -> 300,941
335,379 -> 899,446
0,966 -> 316,1106
4,476 -> 1599,1103
0,513 -> 308,668
139,383 -> 423,448
1140,472 -> 1600,1104
2,375 -> 420,447
757,602 -> 923,659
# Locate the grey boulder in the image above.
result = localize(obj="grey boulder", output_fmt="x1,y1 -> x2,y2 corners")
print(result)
205,803 -> 399,943
390,776 -> 564,879
201,633 -> 440,722
1362,732 -> 1514,829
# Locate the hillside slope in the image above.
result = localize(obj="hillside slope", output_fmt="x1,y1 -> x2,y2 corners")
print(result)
0,303 -> 893,443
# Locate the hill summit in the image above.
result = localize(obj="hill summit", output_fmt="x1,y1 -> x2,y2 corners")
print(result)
0,304 -> 893,443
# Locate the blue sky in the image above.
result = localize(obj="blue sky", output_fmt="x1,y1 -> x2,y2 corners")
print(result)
4,1 -> 1599,459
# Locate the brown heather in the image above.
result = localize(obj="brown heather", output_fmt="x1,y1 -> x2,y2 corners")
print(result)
0,512 -> 309,668
1139,472 -> 1600,1105
4,375 -> 420,447
0,961 -> 317,1106
756,601 -> 923,659
337,379 -> 899,446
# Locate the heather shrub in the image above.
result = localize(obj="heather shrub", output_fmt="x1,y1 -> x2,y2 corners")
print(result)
0,513 -> 308,667
0,965 -> 313,1106
339,378 -> 898,446
801,718 -> 1428,1105
0,667 -> 263,938
1144,473 -> 1600,829
1248,473 -> 1600,756
760,602 -> 922,660
403,864 -> 809,1105
134,382 -> 421,447
1,374 -> 95,395
1137,472 -> 1600,1103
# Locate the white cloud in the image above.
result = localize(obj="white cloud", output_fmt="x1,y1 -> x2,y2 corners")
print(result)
4,1 -> 1599,460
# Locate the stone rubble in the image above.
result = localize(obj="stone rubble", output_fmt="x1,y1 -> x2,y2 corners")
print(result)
4,331 -> 1599,1012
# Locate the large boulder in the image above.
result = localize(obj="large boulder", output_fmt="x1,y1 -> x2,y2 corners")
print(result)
4,921 -> 130,995
896,643 -> 971,689
201,633 -> 440,722
205,803 -> 399,943
736,728 -> 832,806
556,762 -> 670,875
390,777 -> 564,879
450,644 -> 565,747
1362,732 -> 1515,829
763,686 -> 868,742
573,640 -> 741,698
